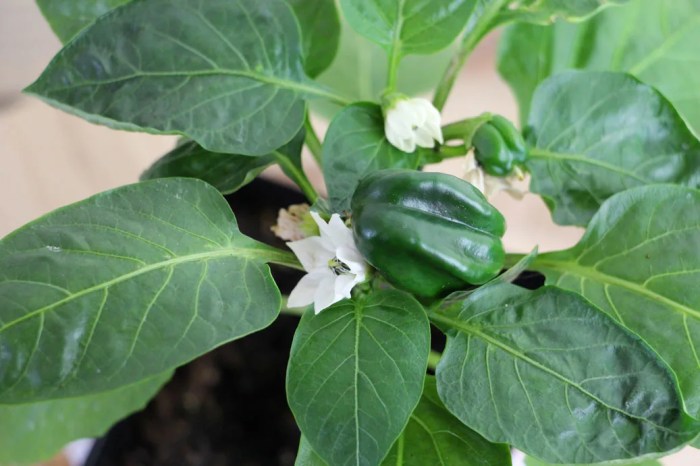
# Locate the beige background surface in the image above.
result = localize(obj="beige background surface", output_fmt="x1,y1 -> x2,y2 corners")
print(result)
0,1 -> 697,465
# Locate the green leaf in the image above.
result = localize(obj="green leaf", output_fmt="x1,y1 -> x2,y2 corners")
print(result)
288,0 -> 341,77
322,103 -> 424,212
524,454 -> 661,466
339,0 -> 476,55
504,0 -> 629,24
0,371 -> 170,463
382,376 -> 511,465
36,0 -> 130,43
498,0 -> 700,134
26,0 -> 339,156
141,129 -> 305,195
295,376 -> 511,466
527,185 -> 700,419
141,141 -> 276,194
287,289 -> 430,466
295,436 -> 327,466
0,178 -> 289,403
526,71 -> 700,226
432,284 -> 698,463
312,19 -> 457,118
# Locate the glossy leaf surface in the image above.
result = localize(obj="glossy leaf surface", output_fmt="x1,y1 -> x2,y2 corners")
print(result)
382,376 -> 511,465
498,0 -> 700,134
312,20 -> 456,118
524,455 -> 661,466
295,377 -> 510,466
339,0 -> 476,55
0,371 -> 170,463
0,178 -> 285,403
26,0 -> 332,156
288,0 -> 341,77
529,185 -> 700,418
322,103 -> 424,212
506,0 -> 629,23
287,290 -> 430,466
433,284 -> 698,463
526,71 -> 700,226
141,129 -> 305,195
36,0 -> 130,43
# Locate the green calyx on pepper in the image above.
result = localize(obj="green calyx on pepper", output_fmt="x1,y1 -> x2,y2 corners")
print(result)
472,115 -> 527,177
350,169 -> 506,298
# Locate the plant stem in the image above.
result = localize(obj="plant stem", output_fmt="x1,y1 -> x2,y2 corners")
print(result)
259,246 -> 305,271
280,302 -> 307,317
428,350 -> 442,370
439,144 -> 469,158
386,41 -> 402,91
432,0 -> 508,111
304,115 -> 324,166
441,113 -> 492,141
386,2 -> 404,91
273,152 -> 319,204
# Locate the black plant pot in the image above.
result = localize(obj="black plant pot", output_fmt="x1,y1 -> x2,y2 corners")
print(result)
83,178 -> 544,466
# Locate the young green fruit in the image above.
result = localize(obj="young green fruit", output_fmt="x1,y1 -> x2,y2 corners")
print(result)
351,169 -> 506,298
472,115 -> 527,176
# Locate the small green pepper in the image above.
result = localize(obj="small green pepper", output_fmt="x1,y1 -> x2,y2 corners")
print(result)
472,115 -> 527,177
351,169 -> 506,298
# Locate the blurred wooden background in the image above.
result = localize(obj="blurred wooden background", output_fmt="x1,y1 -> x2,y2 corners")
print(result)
0,1 -> 697,465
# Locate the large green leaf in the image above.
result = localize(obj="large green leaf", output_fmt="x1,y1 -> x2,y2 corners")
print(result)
527,185 -> 700,419
498,0 -> 700,134
525,71 -> 700,226
525,455 -> 661,466
36,0 -> 130,43
339,0 -> 476,56
503,0 -> 629,24
0,371 -> 170,463
287,289 -> 430,466
311,21 -> 457,118
382,376 -> 511,465
141,129 -> 305,195
322,103 -> 424,212
0,178 -> 291,403
295,376 -> 510,466
26,0 -> 338,156
432,284 -> 698,463
288,0 -> 341,77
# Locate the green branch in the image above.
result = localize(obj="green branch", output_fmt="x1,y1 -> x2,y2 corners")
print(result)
432,0 -> 508,111
304,114 -> 324,166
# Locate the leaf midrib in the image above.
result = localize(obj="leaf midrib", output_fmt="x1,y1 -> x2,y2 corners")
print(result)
429,312 -> 682,433
31,68 -> 338,102
0,246 -> 270,334
528,148 -> 649,183
533,258 -> 700,320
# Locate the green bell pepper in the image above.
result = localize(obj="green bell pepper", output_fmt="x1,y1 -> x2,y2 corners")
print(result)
472,115 -> 527,177
351,169 -> 506,298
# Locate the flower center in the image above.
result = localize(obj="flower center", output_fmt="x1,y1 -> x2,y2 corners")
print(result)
328,257 -> 352,276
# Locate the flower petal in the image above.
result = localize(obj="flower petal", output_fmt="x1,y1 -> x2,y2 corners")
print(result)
288,271 -> 327,309
414,127 -> 437,148
334,273 -> 358,300
314,275 -> 342,314
287,236 -> 333,271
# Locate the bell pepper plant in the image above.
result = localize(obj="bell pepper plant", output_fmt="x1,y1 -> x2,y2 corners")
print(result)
2,0 -> 700,464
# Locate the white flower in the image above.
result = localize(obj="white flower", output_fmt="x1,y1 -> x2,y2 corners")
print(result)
464,153 -> 526,199
384,97 -> 443,153
286,212 -> 368,314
